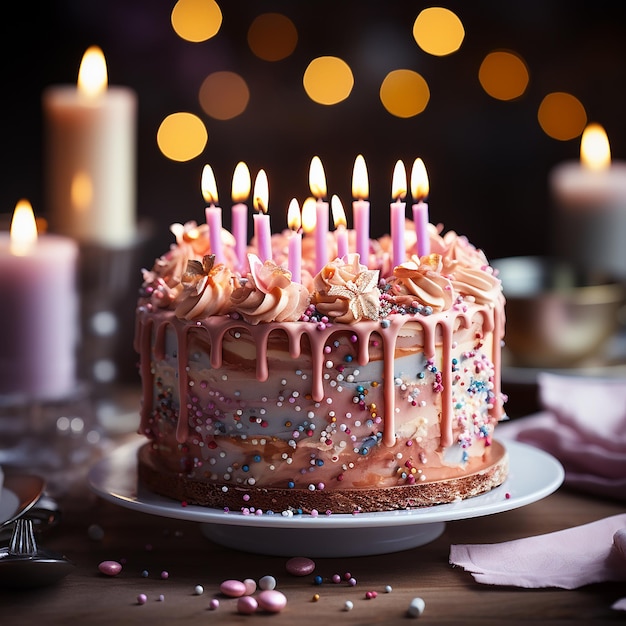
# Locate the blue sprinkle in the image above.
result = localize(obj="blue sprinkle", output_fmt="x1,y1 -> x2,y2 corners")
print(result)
287,480 -> 295,489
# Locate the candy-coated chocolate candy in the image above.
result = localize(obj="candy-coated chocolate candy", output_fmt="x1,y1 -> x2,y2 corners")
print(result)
243,578 -> 257,595
258,575 -> 277,590
220,579 -> 247,597
98,560 -> 122,576
257,589 -> 287,613
237,595 -> 258,614
286,556 -> 315,576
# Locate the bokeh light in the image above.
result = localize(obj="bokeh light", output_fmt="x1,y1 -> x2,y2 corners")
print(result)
199,71 -> 250,120
537,92 -> 587,141
380,70 -> 430,118
171,0 -> 222,43
157,112 -> 208,162
248,13 -> 298,61
413,7 -> 465,56
303,56 -> 354,105
479,51 -> 529,101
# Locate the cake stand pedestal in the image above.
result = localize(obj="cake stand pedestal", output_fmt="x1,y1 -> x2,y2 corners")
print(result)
201,520 -> 446,557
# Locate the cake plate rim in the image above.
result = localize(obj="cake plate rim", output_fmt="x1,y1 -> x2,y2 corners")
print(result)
87,438 -> 564,556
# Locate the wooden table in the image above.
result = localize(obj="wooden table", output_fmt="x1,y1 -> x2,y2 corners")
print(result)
1,466 -> 624,625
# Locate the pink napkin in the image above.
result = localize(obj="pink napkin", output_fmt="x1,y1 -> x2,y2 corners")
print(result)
451,374 -> 626,609
450,514 -> 626,590
497,372 -> 626,501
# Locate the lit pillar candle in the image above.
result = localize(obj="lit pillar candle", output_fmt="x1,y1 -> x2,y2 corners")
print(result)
253,169 -> 272,262
352,154 -> 370,266
202,164 -> 224,264
231,161 -> 251,273
550,123 -> 626,282
0,200 -> 78,400
43,46 -> 137,247
390,159 -> 408,268
331,194 -> 349,260
411,157 -> 430,258
309,156 -> 329,273
287,198 -> 302,283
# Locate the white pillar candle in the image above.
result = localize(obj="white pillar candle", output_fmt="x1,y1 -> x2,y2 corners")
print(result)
43,46 -> 137,248
0,200 -> 78,400
550,123 -> 626,282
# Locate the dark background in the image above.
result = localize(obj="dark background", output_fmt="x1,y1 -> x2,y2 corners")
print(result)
3,0 -> 626,268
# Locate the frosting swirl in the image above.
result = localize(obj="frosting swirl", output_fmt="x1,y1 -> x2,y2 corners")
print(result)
231,254 -> 310,324
175,255 -> 236,320
138,217 -> 503,322
312,254 -> 381,323
444,260 -> 502,306
389,254 -> 454,312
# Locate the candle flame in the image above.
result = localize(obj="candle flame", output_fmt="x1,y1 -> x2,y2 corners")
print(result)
201,164 -> 219,204
77,46 -> 108,97
10,199 -> 38,256
331,195 -> 347,229
301,197 -> 317,234
352,154 -> 369,200
580,123 -> 611,171
392,160 -> 407,201
287,198 -> 301,231
232,161 -> 251,202
309,156 -> 327,199
410,157 -> 429,201
253,169 -> 269,214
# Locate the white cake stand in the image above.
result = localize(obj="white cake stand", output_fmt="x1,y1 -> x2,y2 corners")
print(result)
87,437 -> 564,557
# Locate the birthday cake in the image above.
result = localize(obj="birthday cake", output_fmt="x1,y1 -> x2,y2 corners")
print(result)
135,169 -> 507,514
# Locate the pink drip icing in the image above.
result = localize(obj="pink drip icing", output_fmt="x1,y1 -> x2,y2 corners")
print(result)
381,323 -> 400,447
135,300 -> 503,451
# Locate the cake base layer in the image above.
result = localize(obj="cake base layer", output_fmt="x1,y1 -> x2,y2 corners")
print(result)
137,441 -> 509,514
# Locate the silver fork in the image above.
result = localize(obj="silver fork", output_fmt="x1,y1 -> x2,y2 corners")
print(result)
9,518 -> 37,556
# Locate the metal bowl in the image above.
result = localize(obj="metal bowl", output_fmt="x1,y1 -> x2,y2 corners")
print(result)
492,256 -> 626,368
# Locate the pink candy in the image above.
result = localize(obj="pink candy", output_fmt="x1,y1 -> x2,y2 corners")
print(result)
285,556 -> 315,576
220,579 -> 247,597
237,596 -> 259,614
218,578 -> 287,613
98,560 -> 122,576
257,589 -> 287,613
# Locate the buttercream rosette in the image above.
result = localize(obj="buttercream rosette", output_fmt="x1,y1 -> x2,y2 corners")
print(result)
312,254 -> 381,323
175,255 -> 236,320
389,253 -> 454,312
231,254 -> 310,324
